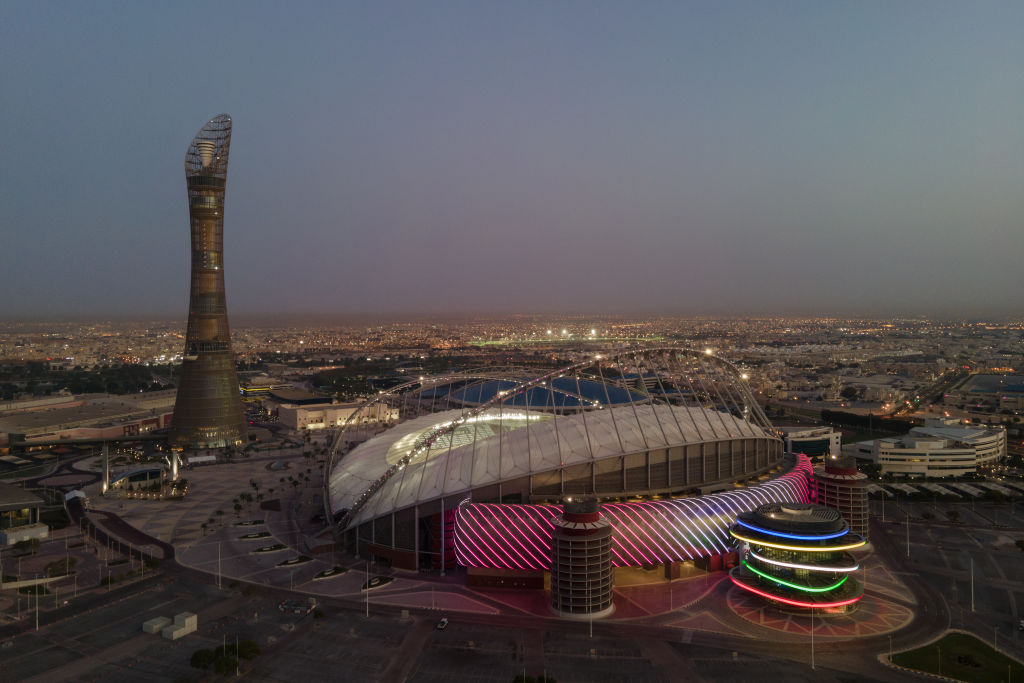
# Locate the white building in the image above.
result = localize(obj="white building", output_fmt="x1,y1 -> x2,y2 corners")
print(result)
777,425 -> 841,460
849,418 -> 1006,478
278,401 -> 397,431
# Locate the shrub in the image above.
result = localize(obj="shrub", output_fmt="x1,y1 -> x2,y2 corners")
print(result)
190,649 -> 216,669
213,655 -> 238,676
238,639 -> 261,660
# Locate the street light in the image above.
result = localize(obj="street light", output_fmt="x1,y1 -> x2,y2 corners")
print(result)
810,606 -> 815,670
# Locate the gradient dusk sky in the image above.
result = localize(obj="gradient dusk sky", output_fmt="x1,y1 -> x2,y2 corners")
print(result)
2,1 -> 1022,319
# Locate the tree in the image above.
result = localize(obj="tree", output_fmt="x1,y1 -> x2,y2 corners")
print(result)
213,655 -> 238,676
190,649 -> 216,670
238,639 -> 261,659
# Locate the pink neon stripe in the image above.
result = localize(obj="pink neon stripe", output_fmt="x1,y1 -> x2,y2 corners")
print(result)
476,509 -> 533,569
602,503 -> 659,565
619,501 -> 688,562
629,502 -> 690,562
465,509 -> 522,569
613,502 -> 680,561
454,507 -> 489,567
599,505 -> 652,565
491,505 -> 549,567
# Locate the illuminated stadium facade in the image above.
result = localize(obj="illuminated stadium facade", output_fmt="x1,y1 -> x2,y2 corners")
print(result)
324,347 -> 812,573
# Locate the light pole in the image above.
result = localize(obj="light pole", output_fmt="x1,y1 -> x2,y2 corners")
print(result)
365,560 -> 369,618
588,577 -> 593,639
905,511 -> 910,558
810,606 -> 815,670
970,558 -> 975,612
218,542 -> 222,589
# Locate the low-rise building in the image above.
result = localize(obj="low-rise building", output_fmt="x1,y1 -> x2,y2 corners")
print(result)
848,418 -> 1005,478
777,425 -> 841,460
277,401 -> 396,431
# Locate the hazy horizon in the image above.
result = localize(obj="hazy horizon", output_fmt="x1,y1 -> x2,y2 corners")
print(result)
1,310 -> 1020,328
3,2 -> 1022,319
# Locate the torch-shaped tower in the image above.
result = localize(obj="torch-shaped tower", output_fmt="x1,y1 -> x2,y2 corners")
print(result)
169,115 -> 247,449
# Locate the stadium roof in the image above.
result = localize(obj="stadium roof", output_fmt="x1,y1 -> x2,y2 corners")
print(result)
329,403 -> 770,529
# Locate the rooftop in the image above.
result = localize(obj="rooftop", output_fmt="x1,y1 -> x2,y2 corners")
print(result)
0,481 -> 46,512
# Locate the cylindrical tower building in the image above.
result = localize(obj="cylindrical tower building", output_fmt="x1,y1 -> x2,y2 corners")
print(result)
550,497 -> 614,619
170,115 -> 247,450
813,455 -> 868,539
729,503 -> 864,614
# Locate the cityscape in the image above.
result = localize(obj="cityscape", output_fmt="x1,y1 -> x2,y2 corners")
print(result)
2,3 -> 1023,683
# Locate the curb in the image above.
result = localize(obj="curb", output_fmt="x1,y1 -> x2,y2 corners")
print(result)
879,628 -> 1024,682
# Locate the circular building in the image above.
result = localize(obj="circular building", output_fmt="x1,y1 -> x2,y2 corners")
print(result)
550,497 -> 614,619
728,502 -> 865,613
324,347 -> 808,572
813,455 -> 868,540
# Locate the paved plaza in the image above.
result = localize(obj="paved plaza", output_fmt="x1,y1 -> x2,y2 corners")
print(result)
5,446 -> 1024,681
874,498 -> 1024,660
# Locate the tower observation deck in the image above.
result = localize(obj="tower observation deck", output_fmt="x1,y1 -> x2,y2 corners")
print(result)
169,114 -> 246,449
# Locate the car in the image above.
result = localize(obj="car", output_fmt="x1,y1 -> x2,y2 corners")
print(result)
436,618 -> 448,630
277,598 -> 316,615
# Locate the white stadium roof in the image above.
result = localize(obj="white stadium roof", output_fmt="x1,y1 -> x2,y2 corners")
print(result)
329,403 -> 771,528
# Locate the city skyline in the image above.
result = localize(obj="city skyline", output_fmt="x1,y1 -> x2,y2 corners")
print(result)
2,2 -> 1022,319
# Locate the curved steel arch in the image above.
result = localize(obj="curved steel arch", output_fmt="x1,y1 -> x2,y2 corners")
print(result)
320,367 -> 586,521
324,345 -> 775,534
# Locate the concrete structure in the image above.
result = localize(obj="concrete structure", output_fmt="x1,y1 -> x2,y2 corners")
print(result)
778,425 -> 841,460
161,612 -> 198,640
278,401 -> 395,431
239,377 -> 292,398
848,418 -> 1006,478
0,481 -> 46,543
945,373 -> 1024,412
0,523 -> 49,546
170,114 -> 247,450
0,390 -> 175,449
142,616 -> 171,634
550,497 -> 614,619
813,455 -> 868,539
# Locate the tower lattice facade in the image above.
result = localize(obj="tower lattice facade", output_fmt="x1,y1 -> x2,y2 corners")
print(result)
170,114 -> 246,449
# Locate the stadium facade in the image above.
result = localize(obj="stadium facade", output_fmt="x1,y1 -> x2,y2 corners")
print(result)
325,348 -> 813,574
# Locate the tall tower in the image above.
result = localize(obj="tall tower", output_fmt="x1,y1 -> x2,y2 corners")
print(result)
169,115 -> 247,450
550,497 -> 614,619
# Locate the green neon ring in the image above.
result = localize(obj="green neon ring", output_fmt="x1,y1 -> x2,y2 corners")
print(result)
742,560 -> 848,593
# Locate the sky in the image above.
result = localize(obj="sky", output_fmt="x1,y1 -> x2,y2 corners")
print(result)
1,1 -> 1022,320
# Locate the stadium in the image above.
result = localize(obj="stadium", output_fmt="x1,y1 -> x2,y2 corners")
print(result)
324,347 -> 812,578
